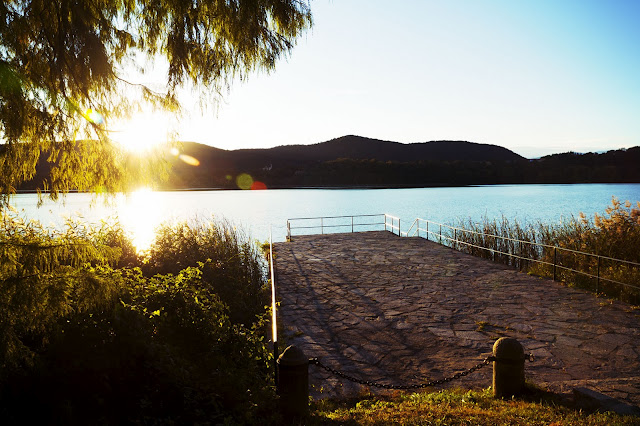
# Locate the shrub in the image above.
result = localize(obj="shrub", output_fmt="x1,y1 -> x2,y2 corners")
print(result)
0,266 -> 277,424
0,211 -> 277,424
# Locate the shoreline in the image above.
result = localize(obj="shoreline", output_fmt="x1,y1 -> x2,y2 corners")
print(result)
15,181 -> 640,194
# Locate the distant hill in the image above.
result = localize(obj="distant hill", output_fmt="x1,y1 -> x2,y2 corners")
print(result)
15,135 -> 640,191
173,135 -> 524,169
164,137 -> 639,189
166,135 -> 526,188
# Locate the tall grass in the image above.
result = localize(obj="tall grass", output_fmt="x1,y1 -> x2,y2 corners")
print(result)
449,198 -> 640,304
142,217 -> 268,325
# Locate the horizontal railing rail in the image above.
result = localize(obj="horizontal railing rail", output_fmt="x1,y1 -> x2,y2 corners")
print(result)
409,218 -> 640,294
286,214 -> 402,239
284,213 -> 639,300
411,218 -> 640,267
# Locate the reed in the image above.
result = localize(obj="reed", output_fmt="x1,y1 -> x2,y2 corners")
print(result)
450,198 -> 640,304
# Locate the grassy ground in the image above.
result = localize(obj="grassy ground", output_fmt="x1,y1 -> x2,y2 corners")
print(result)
306,387 -> 638,425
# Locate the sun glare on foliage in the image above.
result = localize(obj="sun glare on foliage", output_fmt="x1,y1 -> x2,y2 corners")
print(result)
118,187 -> 164,252
111,112 -> 174,153
85,108 -> 104,125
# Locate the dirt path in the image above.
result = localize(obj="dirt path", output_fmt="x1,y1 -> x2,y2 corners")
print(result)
273,231 -> 640,408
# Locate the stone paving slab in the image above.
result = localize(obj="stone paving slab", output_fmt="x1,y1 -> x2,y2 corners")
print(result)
273,231 -> 640,407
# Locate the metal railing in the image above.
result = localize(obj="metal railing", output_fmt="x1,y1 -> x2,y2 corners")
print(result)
269,227 -> 279,385
384,214 -> 401,236
286,214 -> 402,240
283,213 -> 639,299
406,217 -> 640,295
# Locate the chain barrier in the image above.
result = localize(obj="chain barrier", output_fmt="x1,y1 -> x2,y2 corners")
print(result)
309,353 -> 534,390
309,357 -> 492,390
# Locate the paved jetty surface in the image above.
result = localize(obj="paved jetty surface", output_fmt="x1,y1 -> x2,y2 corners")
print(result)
273,231 -> 640,409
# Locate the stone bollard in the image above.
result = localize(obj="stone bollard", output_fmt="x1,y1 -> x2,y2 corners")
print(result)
277,345 -> 309,420
492,337 -> 525,398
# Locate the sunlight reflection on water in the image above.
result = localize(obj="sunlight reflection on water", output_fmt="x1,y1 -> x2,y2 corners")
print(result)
117,188 -> 166,251
9,184 -> 640,247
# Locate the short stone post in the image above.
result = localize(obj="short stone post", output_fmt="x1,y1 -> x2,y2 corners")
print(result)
277,345 -> 309,420
492,337 -> 525,398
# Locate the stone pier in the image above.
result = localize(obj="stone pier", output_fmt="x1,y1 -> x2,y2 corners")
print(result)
273,231 -> 640,410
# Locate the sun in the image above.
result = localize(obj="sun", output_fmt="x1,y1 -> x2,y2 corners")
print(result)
111,112 -> 176,153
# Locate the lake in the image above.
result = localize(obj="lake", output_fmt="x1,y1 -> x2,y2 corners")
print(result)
8,183 -> 640,248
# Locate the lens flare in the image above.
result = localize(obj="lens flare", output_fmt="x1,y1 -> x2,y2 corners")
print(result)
85,108 -> 104,125
236,173 -> 253,190
251,181 -> 267,190
168,147 -> 200,166
179,154 -> 200,166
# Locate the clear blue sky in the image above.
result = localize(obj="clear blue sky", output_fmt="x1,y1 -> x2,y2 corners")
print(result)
138,0 -> 640,159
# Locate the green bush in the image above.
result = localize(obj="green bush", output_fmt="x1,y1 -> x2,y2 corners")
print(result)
0,210 -> 277,424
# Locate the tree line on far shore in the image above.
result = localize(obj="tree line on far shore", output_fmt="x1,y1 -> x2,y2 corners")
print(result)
16,142 -> 640,192
163,145 -> 640,190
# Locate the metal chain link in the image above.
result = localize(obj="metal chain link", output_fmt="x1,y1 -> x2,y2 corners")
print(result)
309,357 -> 492,390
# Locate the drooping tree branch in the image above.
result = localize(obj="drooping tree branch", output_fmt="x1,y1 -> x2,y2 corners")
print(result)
0,0 -> 312,205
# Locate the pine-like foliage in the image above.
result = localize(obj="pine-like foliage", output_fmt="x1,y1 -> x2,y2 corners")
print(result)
0,0 -> 312,203
0,206 -> 124,373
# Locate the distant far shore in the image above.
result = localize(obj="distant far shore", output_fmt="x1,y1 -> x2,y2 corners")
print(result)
13,181 -> 640,196
14,137 -> 640,193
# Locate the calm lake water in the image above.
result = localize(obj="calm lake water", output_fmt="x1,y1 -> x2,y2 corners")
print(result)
9,184 -> 640,248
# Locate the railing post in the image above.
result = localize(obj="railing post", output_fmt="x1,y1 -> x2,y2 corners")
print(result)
321,217 -> 324,235
439,224 -> 442,244
351,216 -> 354,233
287,221 -> 291,241
277,345 -> 309,420
492,337 -> 526,399
454,228 -> 457,250
596,255 -> 601,294
426,221 -> 429,241
398,218 -> 401,236
518,241 -> 522,270
553,247 -> 557,281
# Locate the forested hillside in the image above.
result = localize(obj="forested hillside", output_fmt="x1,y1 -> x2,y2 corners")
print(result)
163,136 -> 639,189
17,135 -> 640,191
